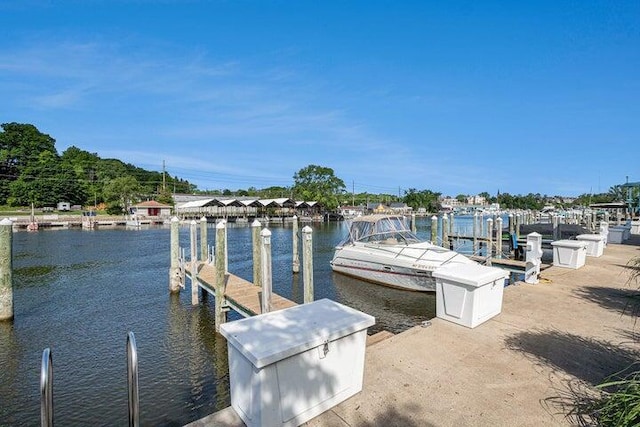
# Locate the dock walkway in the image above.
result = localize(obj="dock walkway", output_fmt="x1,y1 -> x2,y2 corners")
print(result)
189,262 -> 297,316
187,235 -> 640,427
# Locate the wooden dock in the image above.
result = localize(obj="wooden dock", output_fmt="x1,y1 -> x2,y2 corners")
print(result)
187,262 -> 297,317
468,255 -> 552,272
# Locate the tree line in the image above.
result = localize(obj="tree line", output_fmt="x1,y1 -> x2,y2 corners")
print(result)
0,122 -> 629,214
0,123 -> 193,213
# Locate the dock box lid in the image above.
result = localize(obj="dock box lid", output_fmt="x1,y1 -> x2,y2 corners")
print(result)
550,239 -> 588,248
576,234 -> 604,241
432,264 -> 508,287
219,299 -> 375,369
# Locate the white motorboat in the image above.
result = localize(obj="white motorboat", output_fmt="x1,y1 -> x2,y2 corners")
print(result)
330,214 -> 477,291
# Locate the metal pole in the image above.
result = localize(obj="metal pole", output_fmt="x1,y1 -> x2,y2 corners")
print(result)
302,226 -> 314,304
40,348 -> 53,427
251,220 -> 262,286
292,215 -> 299,273
127,332 -> 139,427
261,228 -> 273,314
169,217 -> 181,293
0,218 -> 13,321
215,221 -> 227,331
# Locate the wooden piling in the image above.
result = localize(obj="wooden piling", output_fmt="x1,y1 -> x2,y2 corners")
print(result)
430,215 -> 438,244
449,212 -> 454,236
251,220 -> 262,287
292,215 -> 300,273
302,226 -> 314,304
190,220 -> 199,305
200,217 -> 208,262
260,228 -> 273,314
552,215 -> 560,240
486,218 -> 493,262
215,221 -> 227,331
442,214 -> 449,249
411,213 -> 417,234
496,217 -> 503,259
169,217 -> 181,293
472,212 -> 478,254
508,213 -> 514,235
0,218 -> 13,321
515,213 -> 521,237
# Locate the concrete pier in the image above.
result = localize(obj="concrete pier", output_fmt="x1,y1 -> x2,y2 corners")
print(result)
187,235 -> 640,427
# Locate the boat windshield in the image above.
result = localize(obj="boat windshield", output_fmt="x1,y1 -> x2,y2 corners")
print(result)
338,215 -> 422,245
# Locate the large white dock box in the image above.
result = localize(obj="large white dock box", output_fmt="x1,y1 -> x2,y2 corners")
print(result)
219,299 -> 375,427
608,226 -> 626,244
551,240 -> 588,269
433,264 -> 508,328
576,234 -> 605,257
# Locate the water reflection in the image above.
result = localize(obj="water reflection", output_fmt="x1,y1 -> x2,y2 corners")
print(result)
332,273 -> 435,335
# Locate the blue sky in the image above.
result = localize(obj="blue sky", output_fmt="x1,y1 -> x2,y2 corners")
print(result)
1,1 -> 638,197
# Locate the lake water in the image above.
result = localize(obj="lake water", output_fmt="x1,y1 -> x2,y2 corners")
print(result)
1,216 -> 471,426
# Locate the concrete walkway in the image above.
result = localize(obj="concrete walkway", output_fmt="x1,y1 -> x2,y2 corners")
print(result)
189,236 -> 640,427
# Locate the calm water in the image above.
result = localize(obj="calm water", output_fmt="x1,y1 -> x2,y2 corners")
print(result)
0,217 -> 456,426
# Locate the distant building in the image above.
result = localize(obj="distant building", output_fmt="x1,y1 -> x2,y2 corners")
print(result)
466,195 -> 487,206
57,202 -> 70,211
339,205 -> 365,218
389,202 -> 412,215
131,200 -> 172,217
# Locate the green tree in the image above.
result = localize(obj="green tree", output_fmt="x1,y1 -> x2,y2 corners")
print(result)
292,165 -> 346,210
455,194 -> 467,203
103,176 -> 141,215
403,188 -> 441,212
0,123 -> 58,204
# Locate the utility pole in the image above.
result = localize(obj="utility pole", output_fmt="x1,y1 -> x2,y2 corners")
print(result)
352,180 -> 355,206
162,160 -> 166,191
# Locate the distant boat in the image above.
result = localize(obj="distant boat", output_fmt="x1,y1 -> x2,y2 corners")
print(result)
330,214 -> 477,291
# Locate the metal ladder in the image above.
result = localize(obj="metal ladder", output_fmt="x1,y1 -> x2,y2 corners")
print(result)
40,332 -> 140,427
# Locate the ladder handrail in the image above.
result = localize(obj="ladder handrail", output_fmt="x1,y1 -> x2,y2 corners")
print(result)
40,348 -> 53,427
127,332 -> 139,427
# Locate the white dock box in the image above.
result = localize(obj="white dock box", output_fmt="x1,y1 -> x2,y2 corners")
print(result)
576,234 -> 605,257
219,299 -> 375,427
433,264 -> 508,329
608,226 -> 626,244
631,221 -> 640,235
551,240 -> 587,269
